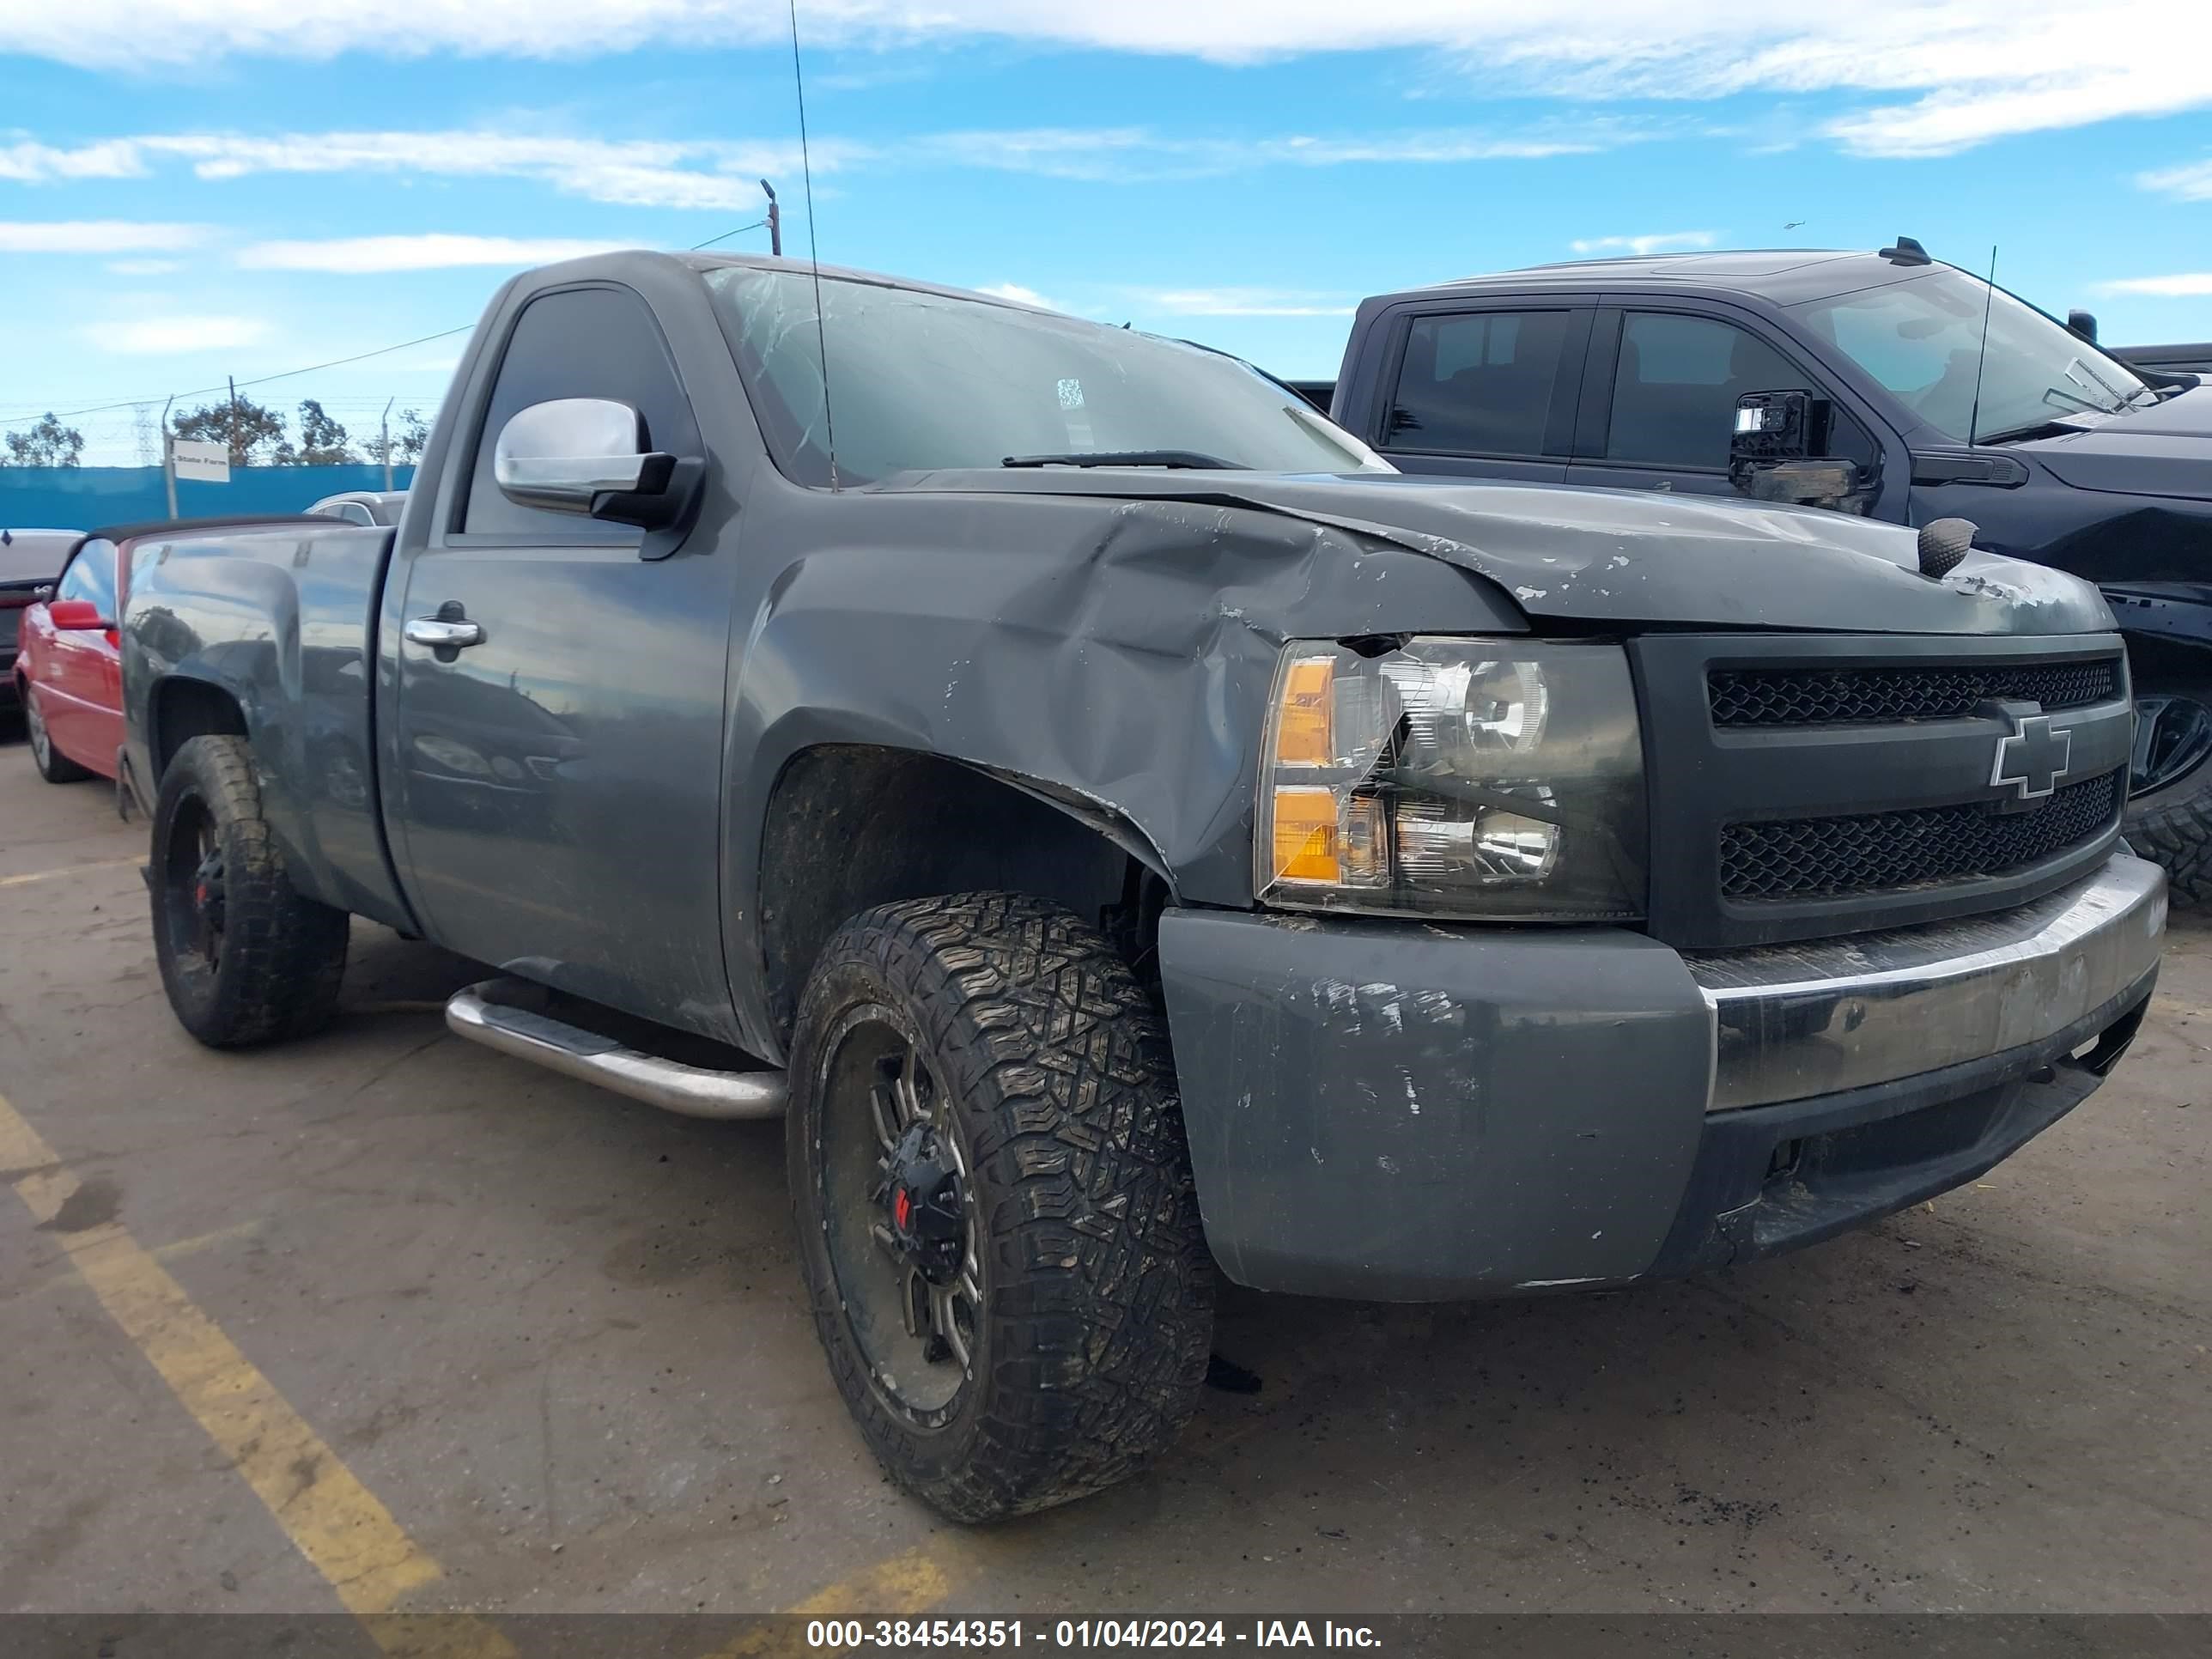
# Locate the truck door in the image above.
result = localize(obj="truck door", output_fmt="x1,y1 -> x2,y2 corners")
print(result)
386,283 -> 740,1036
1364,305 -> 1592,485
1566,306 -> 1893,514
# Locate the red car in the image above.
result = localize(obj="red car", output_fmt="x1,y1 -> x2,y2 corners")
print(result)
15,515 -> 339,785
15,528 -> 125,783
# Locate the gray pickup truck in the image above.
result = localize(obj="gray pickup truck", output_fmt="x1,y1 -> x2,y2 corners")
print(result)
119,252 -> 2166,1522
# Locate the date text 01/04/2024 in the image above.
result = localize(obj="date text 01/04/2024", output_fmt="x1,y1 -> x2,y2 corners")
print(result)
804,1620 -> 1383,1649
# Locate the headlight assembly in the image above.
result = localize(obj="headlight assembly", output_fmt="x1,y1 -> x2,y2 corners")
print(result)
1258,638 -> 1648,921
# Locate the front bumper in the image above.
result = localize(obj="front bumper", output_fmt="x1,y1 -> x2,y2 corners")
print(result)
1157,854 -> 2165,1301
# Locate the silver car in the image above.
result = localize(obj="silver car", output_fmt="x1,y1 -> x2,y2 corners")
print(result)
306,490 -> 408,529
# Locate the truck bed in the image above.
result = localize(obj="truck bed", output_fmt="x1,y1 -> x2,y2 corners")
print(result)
120,517 -> 411,930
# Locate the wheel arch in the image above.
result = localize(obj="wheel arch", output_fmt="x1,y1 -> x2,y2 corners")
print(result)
145,672 -> 249,784
753,742 -> 1172,1056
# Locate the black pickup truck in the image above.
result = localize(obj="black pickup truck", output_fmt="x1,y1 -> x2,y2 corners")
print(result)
118,252 -> 2165,1521
1311,244 -> 2212,897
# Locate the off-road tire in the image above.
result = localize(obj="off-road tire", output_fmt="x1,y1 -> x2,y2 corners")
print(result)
149,735 -> 350,1048
2124,675 -> 2212,907
788,892 -> 1215,1522
23,682 -> 93,783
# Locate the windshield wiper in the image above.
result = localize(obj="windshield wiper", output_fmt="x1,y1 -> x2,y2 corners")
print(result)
1001,450 -> 1248,470
1976,417 -> 2076,445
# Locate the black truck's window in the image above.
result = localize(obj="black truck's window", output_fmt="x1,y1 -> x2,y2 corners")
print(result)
461,287 -> 696,538
1606,313 -> 1809,470
1384,311 -> 1572,457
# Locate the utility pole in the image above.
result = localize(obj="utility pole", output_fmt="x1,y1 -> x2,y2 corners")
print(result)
762,179 -> 781,257
161,393 -> 178,519
228,375 -> 240,468
380,398 -> 395,491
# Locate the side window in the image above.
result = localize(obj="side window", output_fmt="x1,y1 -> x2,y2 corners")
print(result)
56,543 -> 118,617
461,287 -> 700,538
1608,312 -> 1864,471
1384,310 -> 1575,459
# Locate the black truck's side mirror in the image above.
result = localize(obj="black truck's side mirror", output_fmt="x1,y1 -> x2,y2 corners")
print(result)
2067,308 -> 2099,344
494,398 -> 703,537
1729,389 -> 1870,514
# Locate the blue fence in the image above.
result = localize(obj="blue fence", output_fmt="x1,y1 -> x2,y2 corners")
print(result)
0,464 -> 416,532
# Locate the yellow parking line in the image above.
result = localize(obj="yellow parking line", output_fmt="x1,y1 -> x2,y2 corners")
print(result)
14,1216 -> 265,1301
701,1547 -> 958,1658
0,855 -> 143,889
0,1089 -> 514,1658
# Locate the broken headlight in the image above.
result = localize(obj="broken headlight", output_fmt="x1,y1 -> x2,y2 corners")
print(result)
1258,638 -> 1647,921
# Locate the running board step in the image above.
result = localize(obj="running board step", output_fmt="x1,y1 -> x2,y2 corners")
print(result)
445,978 -> 787,1120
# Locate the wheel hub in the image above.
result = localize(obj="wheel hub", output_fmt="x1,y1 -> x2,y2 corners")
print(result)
191,848 -> 227,939
879,1120 -> 966,1284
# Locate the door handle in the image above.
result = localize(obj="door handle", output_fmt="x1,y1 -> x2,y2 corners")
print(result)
404,617 -> 485,649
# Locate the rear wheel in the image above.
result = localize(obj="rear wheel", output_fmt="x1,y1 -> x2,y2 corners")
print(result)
788,892 -> 1214,1522
24,684 -> 93,783
2123,674 -> 2212,905
149,735 -> 350,1048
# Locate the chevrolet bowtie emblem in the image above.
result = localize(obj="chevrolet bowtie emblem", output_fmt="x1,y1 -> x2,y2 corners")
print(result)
1990,710 -> 2071,800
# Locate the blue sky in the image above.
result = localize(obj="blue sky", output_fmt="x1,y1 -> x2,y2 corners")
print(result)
3,1 -> 2209,461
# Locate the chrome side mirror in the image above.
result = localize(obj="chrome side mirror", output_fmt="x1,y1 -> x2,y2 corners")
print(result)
494,398 -> 654,514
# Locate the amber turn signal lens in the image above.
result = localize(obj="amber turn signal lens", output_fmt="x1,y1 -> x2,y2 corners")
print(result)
1273,656 -> 1336,766
1271,785 -> 1340,882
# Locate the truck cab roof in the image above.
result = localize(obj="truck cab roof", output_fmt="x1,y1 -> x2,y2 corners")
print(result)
1378,248 -> 1926,309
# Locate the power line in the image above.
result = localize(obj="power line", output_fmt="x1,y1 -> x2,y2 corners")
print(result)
3,215 -> 779,428
0,323 -> 476,426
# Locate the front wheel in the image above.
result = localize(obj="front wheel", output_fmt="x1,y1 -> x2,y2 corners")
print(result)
149,735 -> 351,1047
788,892 -> 1215,1522
2123,675 -> 2212,905
23,683 -> 93,783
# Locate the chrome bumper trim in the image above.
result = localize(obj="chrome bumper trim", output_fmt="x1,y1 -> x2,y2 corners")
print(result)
1687,854 -> 2166,1112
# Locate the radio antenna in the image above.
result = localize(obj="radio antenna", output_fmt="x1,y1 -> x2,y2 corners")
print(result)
787,0 -> 838,489
1966,244 -> 1996,447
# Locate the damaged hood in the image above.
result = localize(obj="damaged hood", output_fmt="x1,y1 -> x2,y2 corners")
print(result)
897,469 -> 2113,637
2014,386 -> 2212,501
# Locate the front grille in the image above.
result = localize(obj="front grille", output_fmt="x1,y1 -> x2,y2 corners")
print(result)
1710,659 -> 2118,727
1720,769 -> 2122,902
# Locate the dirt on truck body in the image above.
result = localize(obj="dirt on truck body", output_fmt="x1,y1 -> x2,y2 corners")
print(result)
117,250 -> 2164,1520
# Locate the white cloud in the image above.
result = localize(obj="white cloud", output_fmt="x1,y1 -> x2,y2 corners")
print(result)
237,234 -> 632,272
2140,159 -> 2212,201
0,119 -> 1647,212
0,220 -> 209,252
136,130 -> 832,211
1570,230 -> 1718,257
915,123 -> 1638,180
0,138 -> 146,182
1,4 -> 2200,155
2095,273 -> 2212,297
975,283 -> 1064,311
92,315 -> 270,355
1139,288 -> 1356,318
